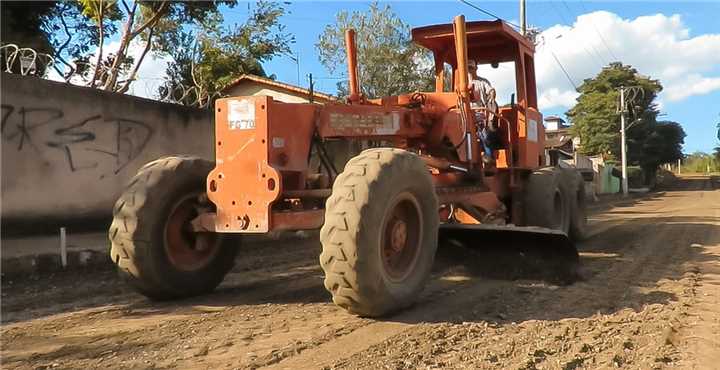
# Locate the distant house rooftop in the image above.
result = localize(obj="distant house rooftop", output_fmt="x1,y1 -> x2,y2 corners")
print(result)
545,134 -> 573,149
222,74 -> 336,104
544,115 -> 568,131
544,115 -> 566,123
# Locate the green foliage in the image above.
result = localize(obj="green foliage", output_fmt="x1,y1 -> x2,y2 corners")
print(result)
158,1 -> 292,105
639,121 -> 685,171
626,166 -> 645,188
316,2 -> 434,99
77,0 -> 122,22
682,152 -> 720,173
568,63 -> 662,158
567,62 -> 686,183
0,1 -> 56,54
0,1 -> 119,77
70,0 -> 241,91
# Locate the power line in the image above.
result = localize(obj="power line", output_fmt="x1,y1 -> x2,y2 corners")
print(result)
550,50 -> 578,90
576,0 -> 619,62
458,0 -> 521,30
459,0 -> 578,92
549,0 -> 606,68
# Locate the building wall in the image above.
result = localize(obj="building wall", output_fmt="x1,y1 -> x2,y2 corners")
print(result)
1,73 -> 214,233
225,83 -> 313,104
545,120 -> 560,131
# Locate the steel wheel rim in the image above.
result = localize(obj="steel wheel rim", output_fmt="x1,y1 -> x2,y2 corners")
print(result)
164,193 -> 220,272
381,192 -> 423,282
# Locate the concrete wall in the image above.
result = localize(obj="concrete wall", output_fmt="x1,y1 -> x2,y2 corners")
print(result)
1,73 -> 214,233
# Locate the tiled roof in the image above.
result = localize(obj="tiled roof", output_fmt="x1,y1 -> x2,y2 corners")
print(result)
222,74 -> 336,102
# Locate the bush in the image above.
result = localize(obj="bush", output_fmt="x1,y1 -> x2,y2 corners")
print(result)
627,166 -> 645,188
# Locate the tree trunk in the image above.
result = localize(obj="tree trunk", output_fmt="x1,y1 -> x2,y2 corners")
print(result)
117,28 -> 154,94
103,1 -> 169,92
90,0 -> 105,88
102,2 -> 136,91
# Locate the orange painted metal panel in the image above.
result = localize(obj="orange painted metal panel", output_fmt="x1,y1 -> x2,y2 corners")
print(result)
209,96 -> 281,233
317,104 -> 427,138
209,96 -> 318,233
514,107 -> 544,169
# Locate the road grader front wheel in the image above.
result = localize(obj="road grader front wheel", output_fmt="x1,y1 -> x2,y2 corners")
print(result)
109,156 -> 238,300
319,148 -> 439,317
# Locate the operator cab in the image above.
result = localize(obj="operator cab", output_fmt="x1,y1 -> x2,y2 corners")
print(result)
411,19 -> 537,109
411,20 -> 544,168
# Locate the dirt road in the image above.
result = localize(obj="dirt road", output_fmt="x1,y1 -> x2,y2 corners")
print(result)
2,175 -> 718,370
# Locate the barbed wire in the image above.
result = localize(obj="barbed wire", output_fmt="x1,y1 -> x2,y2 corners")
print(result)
158,83 -> 225,108
1,44 -> 56,76
1,43 -> 220,108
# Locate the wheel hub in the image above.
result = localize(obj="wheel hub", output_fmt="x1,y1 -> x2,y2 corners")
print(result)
381,193 -> 423,281
389,218 -> 408,252
164,193 -> 220,271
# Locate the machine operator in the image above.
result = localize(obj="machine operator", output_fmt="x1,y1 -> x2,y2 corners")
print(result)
468,60 -> 501,166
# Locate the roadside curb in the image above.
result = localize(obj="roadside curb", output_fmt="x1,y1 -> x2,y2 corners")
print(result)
1,230 -> 320,282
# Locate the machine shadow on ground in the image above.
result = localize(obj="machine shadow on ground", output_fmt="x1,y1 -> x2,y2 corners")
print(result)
380,213 -> 719,325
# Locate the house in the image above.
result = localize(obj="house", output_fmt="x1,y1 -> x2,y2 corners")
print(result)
222,74 -> 336,104
544,115 -> 568,131
543,115 -> 577,165
542,116 -> 619,197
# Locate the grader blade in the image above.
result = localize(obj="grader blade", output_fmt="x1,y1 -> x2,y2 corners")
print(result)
439,224 -> 580,284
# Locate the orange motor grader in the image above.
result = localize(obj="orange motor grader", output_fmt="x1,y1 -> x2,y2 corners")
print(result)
109,15 -> 586,317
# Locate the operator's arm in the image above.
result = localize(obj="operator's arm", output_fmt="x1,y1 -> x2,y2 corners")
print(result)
468,79 -> 482,108
478,78 -> 492,107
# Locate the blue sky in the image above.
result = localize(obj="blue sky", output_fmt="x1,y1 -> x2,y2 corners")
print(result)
98,1 -> 719,154
219,1 -> 720,154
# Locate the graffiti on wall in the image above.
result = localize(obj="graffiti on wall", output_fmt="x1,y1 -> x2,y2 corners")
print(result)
1,104 -> 154,178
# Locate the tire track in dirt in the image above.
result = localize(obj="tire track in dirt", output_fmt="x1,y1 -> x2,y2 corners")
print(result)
672,176 -> 720,369
2,177 -> 718,370
309,176 -> 719,369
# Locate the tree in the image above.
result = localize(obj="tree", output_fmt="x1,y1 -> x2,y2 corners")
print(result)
682,152 -> 719,173
0,2 -> 117,79
72,0 -> 239,93
158,1 -> 292,106
316,2 -> 434,99
568,63 -> 662,158
567,62 -> 684,183
0,2 -> 56,55
638,120 -> 686,182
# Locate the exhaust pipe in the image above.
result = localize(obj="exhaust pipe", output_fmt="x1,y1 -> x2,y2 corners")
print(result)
345,29 -> 361,103
453,15 -> 469,99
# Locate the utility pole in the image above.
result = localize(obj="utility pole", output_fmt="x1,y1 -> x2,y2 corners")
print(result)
307,73 -> 315,104
520,0 -> 527,35
289,51 -> 300,85
619,86 -> 629,196
296,51 -> 300,85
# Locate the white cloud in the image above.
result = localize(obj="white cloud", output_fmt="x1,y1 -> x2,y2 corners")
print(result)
474,11 -> 720,111
664,74 -> 720,101
538,88 -> 579,109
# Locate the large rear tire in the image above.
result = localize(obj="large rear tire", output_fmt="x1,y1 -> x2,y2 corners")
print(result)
109,156 -> 238,300
564,169 -> 588,241
524,167 -> 571,234
523,167 -> 579,283
320,148 -> 439,317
